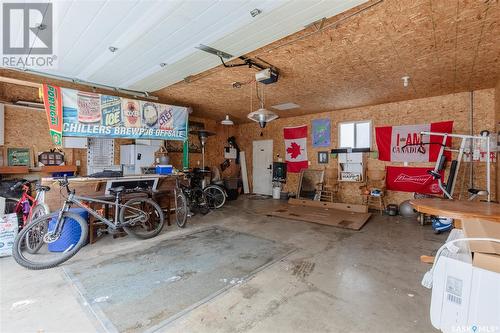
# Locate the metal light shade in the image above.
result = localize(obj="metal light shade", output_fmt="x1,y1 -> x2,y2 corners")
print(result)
247,108 -> 278,128
221,115 -> 234,126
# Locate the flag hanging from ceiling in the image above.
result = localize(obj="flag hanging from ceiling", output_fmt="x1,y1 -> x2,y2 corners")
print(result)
284,125 -> 308,173
375,121 -> 453,162
42,84 -> 63,146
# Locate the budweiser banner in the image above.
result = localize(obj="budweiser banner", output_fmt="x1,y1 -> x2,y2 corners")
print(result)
386,166 -> 443,194
284,125 -> 308,173
375,121 -> 453,162
42,84 -> 189,141
42,84 -> 63,146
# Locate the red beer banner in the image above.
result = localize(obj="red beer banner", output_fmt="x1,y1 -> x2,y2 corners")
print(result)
42,84 -> 63,146
386,166 -> 444,195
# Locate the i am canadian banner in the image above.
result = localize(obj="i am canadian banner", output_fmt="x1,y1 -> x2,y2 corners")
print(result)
375,121 -> 453,162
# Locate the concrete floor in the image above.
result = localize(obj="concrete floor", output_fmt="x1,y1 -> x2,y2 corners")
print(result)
0,196 -> 445,333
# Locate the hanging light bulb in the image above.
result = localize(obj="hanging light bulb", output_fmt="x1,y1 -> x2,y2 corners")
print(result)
247,83 -> 278,128
221,115 -> 234,125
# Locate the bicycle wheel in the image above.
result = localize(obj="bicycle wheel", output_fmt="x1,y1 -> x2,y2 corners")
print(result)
192,187 -> 210,215
175,191 -> 188,228
204,185 -> 226,209
24,204 -> 50,254
12,212 -> 88,270
120,197 -> 164,239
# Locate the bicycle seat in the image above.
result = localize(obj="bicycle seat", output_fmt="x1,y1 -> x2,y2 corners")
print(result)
109,186 -> 126,194
468,188 -> 487,195
427,170 -> 441,180
36,185 -> 51,192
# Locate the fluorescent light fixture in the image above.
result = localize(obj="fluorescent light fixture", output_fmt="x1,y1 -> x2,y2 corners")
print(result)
271,102 -> 300,110
196,44 -> 233,59
14,100 -> 45,109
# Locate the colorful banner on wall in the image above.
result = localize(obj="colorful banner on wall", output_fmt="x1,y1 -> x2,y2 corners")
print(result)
312,118 -> 330,147
284,125 -> 308,173
42,84 -> 189,142
375,121 -> 453,162
386,166 -> 443,195
42,84 -> 63,146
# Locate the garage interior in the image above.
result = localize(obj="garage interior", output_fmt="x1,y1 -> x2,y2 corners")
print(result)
0,0 -> 499,332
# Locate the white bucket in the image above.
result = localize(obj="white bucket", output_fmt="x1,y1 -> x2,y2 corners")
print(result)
272,186 -> 281,199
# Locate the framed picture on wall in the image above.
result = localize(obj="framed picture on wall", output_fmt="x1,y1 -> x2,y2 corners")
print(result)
318,151 -> 329,164
7,148 -> 31,166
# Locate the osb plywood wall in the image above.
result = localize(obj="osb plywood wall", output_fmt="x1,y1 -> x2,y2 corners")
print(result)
1,105 -> 235,178
168,116 -> 239,177
236,89 -> 496,205
1,104 -> 87,178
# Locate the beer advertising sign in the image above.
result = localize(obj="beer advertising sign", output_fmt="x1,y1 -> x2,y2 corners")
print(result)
42,85 -> 188,141
375,121 -> 453,162
42,84 -> 63,146
386,166 -> 443,194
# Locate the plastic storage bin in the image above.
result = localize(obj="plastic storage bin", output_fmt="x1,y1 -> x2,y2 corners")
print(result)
48,208 -> 89,252
156,165 -> 173,175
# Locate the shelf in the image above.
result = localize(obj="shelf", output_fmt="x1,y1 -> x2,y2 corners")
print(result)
40,165 -> 77,173
0,166 -> 30,174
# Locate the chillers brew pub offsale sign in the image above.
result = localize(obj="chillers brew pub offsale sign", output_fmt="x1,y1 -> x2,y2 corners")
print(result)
42,84 -> 189,145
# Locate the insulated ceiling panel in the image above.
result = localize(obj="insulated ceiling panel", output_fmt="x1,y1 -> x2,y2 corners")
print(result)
2,0 -> 368,92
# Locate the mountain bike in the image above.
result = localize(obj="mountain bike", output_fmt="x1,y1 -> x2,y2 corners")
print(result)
12,176 -> 164,270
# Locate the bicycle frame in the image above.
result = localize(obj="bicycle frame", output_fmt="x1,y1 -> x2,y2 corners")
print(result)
14,184 -> 41,226
51,191 -> 147,236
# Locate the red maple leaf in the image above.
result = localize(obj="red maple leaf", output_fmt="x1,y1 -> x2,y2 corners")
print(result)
287,142 -> 302,159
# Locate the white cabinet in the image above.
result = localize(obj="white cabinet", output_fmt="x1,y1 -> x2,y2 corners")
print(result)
120,144 -> 158,175
338,152 -> 365,182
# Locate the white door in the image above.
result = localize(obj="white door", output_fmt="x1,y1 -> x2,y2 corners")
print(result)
252,140 -> 273,195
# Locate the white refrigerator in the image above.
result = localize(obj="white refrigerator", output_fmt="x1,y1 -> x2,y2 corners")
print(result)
120,144 -> 158,175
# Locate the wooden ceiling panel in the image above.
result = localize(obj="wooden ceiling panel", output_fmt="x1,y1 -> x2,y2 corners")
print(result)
1,0 -> 498,123
152,0 -> 500,122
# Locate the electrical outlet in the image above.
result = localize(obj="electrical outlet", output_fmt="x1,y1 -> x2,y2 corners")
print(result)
76,160 -> 81,166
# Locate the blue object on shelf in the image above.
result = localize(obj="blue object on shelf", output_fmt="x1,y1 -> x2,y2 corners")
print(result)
156,165 -> 173,175
48,208 -> 88,252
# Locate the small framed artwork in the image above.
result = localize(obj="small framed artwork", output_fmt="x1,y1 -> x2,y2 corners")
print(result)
7,148 -> 31,166
318,151 -> 329,164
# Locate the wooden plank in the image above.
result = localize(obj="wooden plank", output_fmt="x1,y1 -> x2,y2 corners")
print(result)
41,165 -> 77,173
0,166 -> 29,174
0,76 -> 42,88
264,203 -> 371,231
288,198 -> 368,213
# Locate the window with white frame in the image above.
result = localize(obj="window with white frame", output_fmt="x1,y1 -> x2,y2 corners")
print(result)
339,120 -> 371,149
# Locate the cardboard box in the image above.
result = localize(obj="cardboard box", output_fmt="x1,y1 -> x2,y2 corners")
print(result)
462,218 -> 500,255
473,253 -> 500,274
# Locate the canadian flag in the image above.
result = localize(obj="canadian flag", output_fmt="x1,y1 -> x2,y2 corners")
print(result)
284,125 -> 308,173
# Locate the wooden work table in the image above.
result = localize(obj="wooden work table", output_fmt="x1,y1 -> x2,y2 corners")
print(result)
41,174 -> 179,211
410,198 -> 500,225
